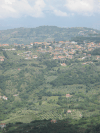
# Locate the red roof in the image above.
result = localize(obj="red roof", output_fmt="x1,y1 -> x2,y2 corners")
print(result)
0,123 -> 6,125
51,120 -> 57,123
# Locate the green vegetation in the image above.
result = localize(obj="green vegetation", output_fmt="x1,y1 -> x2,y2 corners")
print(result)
91,48 -> 100,55
0,33 -> 100,132
0,26 -> 100,44
50,65 -> 100,86
2,116 -> 100,133
0,46 -> 100,124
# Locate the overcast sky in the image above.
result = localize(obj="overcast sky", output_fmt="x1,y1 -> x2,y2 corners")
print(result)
0,0 -> 100,30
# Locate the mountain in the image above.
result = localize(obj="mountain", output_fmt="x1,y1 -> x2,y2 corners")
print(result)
0,26 -> 100,44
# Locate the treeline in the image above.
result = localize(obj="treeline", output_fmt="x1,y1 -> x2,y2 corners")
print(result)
71,36 -> 100,44
3,116 -> 100,133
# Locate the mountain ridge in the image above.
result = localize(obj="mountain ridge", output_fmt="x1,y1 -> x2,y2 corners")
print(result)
0,26 -> 100,44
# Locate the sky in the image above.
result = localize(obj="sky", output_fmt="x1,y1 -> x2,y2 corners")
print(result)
0,0 -> 100,30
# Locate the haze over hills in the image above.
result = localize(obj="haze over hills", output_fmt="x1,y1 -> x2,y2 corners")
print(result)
0,26 -> 100,45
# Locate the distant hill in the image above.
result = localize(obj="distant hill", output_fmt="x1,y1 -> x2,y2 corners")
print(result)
0,26 -> 100,44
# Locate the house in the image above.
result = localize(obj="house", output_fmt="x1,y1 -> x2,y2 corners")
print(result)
2,44 -> 9,47
34,42 -> 44,45
82,63 -> 87,65
97,56 -> 100,60
66,94 -> 71,98
0,58 -> 4,61
18,68 -> 21,71
0,123 -> 6,128
30,43 -> 33,46
58,56 -> 66,59
67,110 -> 71,113
11,48 -> 16,50
59,41 -> 65,44
3,96 -> 8,100
33,55 -> 38,59
51,120 -> 57,123
61,63 -> 66,66
34,42 -> 38,45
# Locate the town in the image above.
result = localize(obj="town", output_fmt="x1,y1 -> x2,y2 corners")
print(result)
0,40 -> 100,63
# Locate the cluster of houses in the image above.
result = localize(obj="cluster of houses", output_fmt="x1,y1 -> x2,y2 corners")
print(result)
2,48 -> 16,51
17,51 -> 38,60
12,40 -> 99,61
0,96 -> 8,100
1,40 -> 100,62
31,41 -> 100,61
0,44 -> 9,47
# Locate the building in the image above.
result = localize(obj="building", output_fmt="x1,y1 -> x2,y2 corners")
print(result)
1,44 -> 9,47
0,123 -> 6,128
3,96 -> 8,100
30,43 -> 33,46
61,63 -> 66,66
0,58 -> 4,61
67,110 -> 71,113
51,120 -> 57,123
66,94 -> 71,98
33,55 -> 38,59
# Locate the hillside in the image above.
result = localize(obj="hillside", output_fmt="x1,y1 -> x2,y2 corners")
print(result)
0,41 -> 100,124
0,26 -> 100,44
0,36 -> 100,132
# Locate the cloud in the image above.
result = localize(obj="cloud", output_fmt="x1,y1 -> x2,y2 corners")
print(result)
49,5 -> 68,17
0,0 -> 46,19
0,0 -> 100,19
53,9 -> 68,16
65,0 -> 100,15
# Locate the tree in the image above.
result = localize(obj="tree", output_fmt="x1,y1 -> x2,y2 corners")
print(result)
3,51 -> 9,59
25,46 -> 28,51
39,101 -> 42,105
